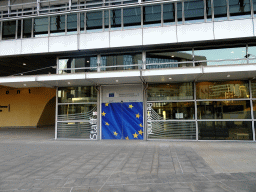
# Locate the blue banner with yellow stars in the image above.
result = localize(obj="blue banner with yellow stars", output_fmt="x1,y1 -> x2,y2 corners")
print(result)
102,102 -> 143,140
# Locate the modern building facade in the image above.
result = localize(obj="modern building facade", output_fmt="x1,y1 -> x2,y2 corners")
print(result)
0,0 -> 256,141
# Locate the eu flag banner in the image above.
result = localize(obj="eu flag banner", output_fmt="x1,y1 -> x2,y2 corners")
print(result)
102,102 -> 143,140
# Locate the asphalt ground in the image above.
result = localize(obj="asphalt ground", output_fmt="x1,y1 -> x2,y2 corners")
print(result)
0,128 -> 256,192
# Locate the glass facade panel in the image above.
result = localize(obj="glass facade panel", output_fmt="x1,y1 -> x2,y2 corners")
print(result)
253,100 -> 256,118
184,0 -> 204,23
163,3 -> 175,24
58,56 -> 98,74
110,9 -> 121,29
23,18 -> 32,38
194,46 -> 247,66
143,5 -> 161,26
104,10 -> 110,29
252,80 -> 256,98
146,50 -> 193,69
34,17 -> 49,37
150,102 -> 195,120
50,15 -> 65,35
123,7 -> 141,27
17,20 -> 21,39
213,0 -> 227,20
147,83 -> 194,101
100,54 -> 142,71
196,81 -> 249,99
229,0 -> 251,19
67,13 -> 77,33
247,46 -> 256,63
58,86 -> 97,103
197,100 -> 251,119
206,0 -> 213,20
87,11 -> 102,31
80,13 -> 85,31
177,2 -> 183,23
148,121 -> 196,140
198,121 -> 253,140
58,104 -> 97,121
2,21 -> 16,40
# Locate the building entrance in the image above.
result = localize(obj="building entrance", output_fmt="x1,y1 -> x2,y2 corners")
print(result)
101,85 -> 144,140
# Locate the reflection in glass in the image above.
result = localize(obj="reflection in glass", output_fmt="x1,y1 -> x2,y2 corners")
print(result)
206,0 -> 213,21
194,46 -> 247,66
146,50 -> 193,69
58,104 -> 97,121
184,0 -> 204,23
229,0 -> 251,19
111,9 -> 121,29
143,4 -> 161,26
151,102 -> 195,120
253,100 -> 256,118
58,56 -> 98,74
58,86 -> 97,103
148,83 -> 194,101
100,54 -> 142,71
196,81 -> 249,99
163,3 -> 175,24
197,100 -> 251,119
213,0 -> 227,20
148,121 -> 196,140
251,80 -> 256,98
198,121 -> 252,140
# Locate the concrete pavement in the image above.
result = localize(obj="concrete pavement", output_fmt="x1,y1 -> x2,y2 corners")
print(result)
0,128 -> 256,191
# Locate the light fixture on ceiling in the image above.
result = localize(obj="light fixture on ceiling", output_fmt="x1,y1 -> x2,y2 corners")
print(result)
20,73 -> 23,76
23,84 -> 26,86
227,75 -> 230,78
116,80 -> 119,82
87,61 -> 90,63
171,55 -> 174,57
169,77 -> 172,80
68,82 -> 71,85
23,63 -> 26,66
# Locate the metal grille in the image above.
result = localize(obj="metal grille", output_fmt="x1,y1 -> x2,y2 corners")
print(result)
148,121 -> 196,140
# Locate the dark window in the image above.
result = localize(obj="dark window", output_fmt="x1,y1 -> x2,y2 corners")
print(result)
2,21 -> 16,40
110,9 -> 121,28
87,11 -> 102,30
67,13 -> 77,33
123,7 -> 141,27
34,17 -> 49,37
23,18 -> 32,38
213,0 -> 227,19
184,0 -> 204,23
163,3 -> 175,23
50,15 -> 65,35
104,10 -> 110,29
17,20 -> 21,39
80,13 -> 85,31
177,2 -> 183,23
229,0 -> 251,18
143,5 -> 161,25
206,0 -> 213,19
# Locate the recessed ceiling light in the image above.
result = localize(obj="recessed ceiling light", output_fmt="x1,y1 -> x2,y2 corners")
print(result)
23,63 -> 26,66
227,75 -> 230,78
23,84 -> 26,86
169,77 -> 172,80
171,55 -> 174,57
68,82 -> 71,84
87,61 -> 90,63
116,80 -> 119,82
20,74 -> 23,76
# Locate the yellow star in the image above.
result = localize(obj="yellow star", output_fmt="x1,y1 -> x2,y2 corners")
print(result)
105,103 -> 109,107
129,104 -> 134,109
139,123 -> 143,127
102,111 -> 106,116
136,113 -> 140,119
125,136 -> 129,140
133,132 -> 138,138
114,131 -> 118,136
105,122 -> 109,126
138,130 -> 143,135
